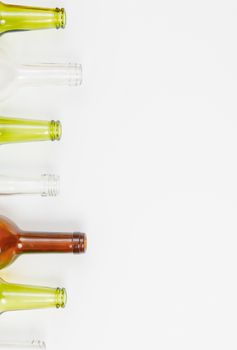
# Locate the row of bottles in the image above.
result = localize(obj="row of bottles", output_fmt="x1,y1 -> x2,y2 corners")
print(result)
0,216 -> 86,312
0,1 -> 82,99
0,0 -> 85,345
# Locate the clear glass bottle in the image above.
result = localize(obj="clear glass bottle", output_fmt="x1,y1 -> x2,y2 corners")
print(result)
0,2 -> 66,34
0,174 -> 60,196
0,117 -> 62,144
0,277 -> 66,313
0,341 -> 46,350
0,49 -> 82,101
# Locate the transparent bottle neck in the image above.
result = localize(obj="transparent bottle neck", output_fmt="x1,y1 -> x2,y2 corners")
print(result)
17,63 -> 82,87
0,174 -> 60,196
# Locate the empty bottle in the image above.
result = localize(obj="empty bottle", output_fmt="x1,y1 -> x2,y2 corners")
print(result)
0,2 -> 66,34
0,174 -> 60,196
0,216 -> 87,269
0,277 -> 66,313
0,49 -> 82,101
0,116 -> 62,144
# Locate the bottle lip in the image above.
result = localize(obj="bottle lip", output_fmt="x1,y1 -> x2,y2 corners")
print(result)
73,233 -> 87,254
68,63 -> 83,87
50,121 -> 62,141
31,341 -> 46,349
41,174 -> 60,197
55,288 -> 67,308
55,8 -> 66,29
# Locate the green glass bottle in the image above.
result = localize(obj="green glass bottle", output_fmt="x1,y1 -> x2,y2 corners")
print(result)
0,2 -> 66,34
0,277 -> 66,313
0,117 -> 62,144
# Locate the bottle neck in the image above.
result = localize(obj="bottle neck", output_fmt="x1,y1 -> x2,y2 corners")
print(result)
18,63 -> 82,87
0,340 -> 46,350
0,174 -> 60,196
0,278 -> 66,312
0,3 -> 65,34
0,117 -> 61,144
17,232 -> 87,254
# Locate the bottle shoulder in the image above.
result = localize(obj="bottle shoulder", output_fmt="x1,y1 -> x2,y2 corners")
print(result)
0,54 -> 17,84
0,216 -> 19,268
0,51 -> 17,100
0,216 -> 19,235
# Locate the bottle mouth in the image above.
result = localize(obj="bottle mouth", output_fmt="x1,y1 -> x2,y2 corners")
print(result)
73,233 -> 87,253
55,8 -> 66,29
31,341 -> 46,349
55,288 -> 67,308
41,174 -> 60,197
67,63 -> 82,87
50,121 -> 62,141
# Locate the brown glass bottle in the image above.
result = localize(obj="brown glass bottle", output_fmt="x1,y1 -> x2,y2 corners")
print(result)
0,216 -> 87,269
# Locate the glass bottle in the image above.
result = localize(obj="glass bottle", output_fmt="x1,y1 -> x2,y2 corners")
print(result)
0,117 -> 62,144
0,277 -> 66,313
0,341 -> 46,350
0,2 -> 66,34
0,49 -> 82,101
0,174 -> 60,196
0,216 -> 87,269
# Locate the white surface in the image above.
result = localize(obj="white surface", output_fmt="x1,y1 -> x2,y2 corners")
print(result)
0,0 -> 237,349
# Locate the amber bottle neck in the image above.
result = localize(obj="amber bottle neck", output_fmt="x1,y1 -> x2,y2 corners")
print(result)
16,232 -> 86,254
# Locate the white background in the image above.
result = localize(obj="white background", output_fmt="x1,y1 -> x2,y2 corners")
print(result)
0,0 -> 237,349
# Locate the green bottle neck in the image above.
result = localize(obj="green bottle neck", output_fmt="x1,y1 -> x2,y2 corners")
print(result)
0,117 -> 62,144
0,278 -> 66,313
0,2 -> 66,34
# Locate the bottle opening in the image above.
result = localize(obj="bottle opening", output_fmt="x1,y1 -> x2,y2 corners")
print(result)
67,63 -> 82,87
50,121 -> 62,141
31,341 -> 46,349
55,288 -> 67,308
73,233 -> 87,254
41,174 -> 60,197
55,8 -> 66,29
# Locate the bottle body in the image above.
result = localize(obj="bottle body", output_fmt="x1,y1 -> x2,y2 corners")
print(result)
0,277 -> 66,313
0,117 -> 61,144
0,2 -> 65,34
0,174 -> 60,196
0,216 -> 87,269
0,341 -> 46,350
